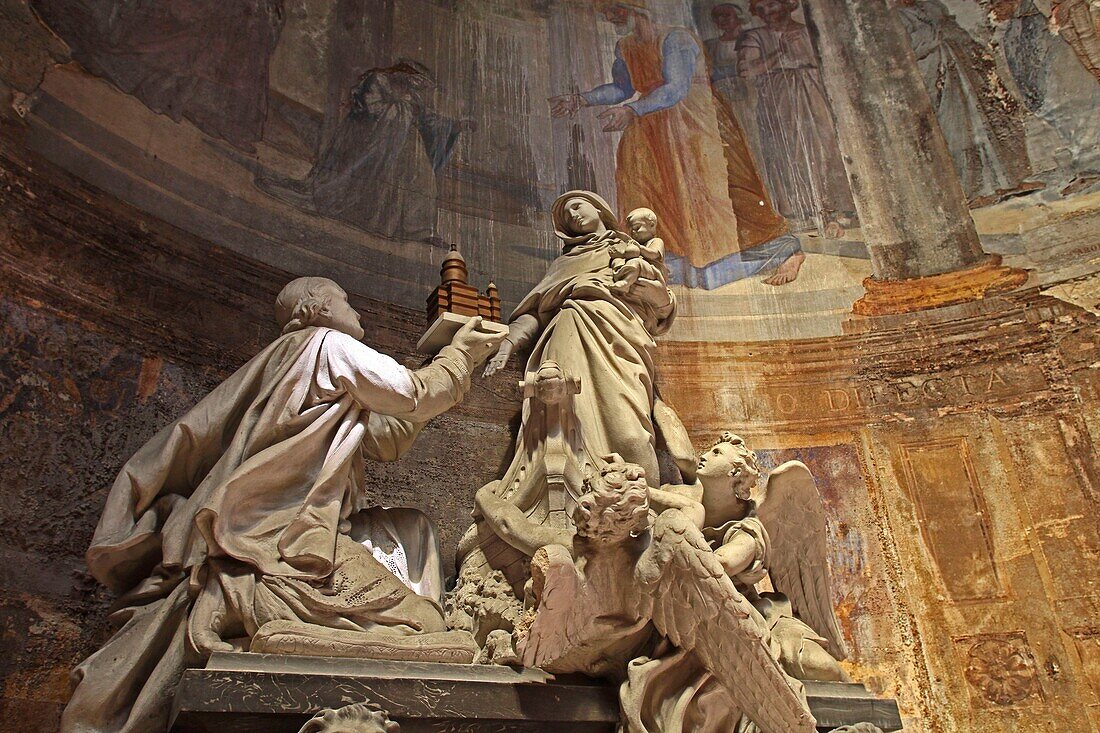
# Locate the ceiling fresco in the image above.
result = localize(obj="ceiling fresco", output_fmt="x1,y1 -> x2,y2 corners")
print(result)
15,0 -> 1100,341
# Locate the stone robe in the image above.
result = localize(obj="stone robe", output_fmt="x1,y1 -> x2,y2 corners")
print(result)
457,192 -> 675,590
62,327 -> 475,733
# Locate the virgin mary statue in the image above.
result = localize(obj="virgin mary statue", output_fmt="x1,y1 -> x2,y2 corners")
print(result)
456,191 -> 677,593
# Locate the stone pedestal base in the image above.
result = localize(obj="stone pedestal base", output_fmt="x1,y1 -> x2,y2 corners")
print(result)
851,255 -> 1028,316
170,653 -> 903,732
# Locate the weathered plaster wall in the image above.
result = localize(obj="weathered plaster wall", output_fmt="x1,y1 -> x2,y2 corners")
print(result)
657,294 -> 1100,732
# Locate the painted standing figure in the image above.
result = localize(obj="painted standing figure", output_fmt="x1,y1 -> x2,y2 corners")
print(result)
739,0 -> 855,237
702,3 -> 764,164
550,0 -> 805,289
894,0 -> 1036,205
259,61 -> 473,242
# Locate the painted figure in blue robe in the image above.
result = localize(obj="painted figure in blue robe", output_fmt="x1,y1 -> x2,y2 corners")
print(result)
551,0 -> 804,290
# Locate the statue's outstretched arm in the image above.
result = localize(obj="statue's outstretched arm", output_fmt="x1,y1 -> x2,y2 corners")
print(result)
484,314 -> 539,377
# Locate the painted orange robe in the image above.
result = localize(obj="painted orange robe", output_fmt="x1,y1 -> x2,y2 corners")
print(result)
615,30 -> 789,269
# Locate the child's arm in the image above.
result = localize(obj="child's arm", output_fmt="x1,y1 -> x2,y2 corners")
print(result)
713,531 -> 760,578
650,484 -> 705,528
639,237 -> 665,262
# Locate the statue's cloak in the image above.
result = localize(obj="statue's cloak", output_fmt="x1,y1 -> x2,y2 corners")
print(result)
66,326 -> 467,733
89,326 -> 444,594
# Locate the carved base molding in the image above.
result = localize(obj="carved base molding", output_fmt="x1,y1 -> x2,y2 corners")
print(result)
170,653 -> 903,732
851,255 -> 1029,316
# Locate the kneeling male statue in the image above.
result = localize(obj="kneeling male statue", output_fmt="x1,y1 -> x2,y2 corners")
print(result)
62,277 -> 505,733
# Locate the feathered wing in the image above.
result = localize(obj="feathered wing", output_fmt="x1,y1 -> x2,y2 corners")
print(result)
757,461 -> 848,660
519,544 -> 583,670
636,510 -> 816,733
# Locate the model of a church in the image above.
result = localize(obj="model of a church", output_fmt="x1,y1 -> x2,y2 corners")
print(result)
418,244 -> 507,354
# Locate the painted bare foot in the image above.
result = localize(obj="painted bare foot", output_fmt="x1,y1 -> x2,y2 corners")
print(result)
763,250 -> 806,286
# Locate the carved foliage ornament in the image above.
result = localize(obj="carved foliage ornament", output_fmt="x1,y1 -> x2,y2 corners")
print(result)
299,702 -> 400,733
963,637 -> 1042,706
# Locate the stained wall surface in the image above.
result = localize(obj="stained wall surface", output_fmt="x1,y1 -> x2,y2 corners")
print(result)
0,0 -> 1097,731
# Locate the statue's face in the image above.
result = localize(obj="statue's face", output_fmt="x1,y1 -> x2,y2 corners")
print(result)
317,285 -> 365,340
697,442 -> 758,495
712,5 -> 742,34
626,214 -> 655,241
563,197 -> 605,235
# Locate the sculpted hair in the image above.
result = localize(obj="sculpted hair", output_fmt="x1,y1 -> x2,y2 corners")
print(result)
574,458 -> 650,543
626,207 -> 658,226
710,432 -> 760,499
274,277 -> 341,335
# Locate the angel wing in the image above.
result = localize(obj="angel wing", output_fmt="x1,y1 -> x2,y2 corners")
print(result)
757,461 -> 848,660
520,544 -> 651,676
636,510 -> 816,733
519,544 -> 583,671
653,396 -> 697,484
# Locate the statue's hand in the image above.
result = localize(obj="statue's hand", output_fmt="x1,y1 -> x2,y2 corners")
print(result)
483,339 -> 513,378
452,316 -> 507,366
549,93 -> 585,118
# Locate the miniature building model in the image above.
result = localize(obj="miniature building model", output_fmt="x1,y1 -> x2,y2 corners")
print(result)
426,244 -> 502,326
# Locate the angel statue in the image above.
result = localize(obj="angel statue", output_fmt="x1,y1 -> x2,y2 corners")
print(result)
519,456 -> 818,733
650,432 -> 849,681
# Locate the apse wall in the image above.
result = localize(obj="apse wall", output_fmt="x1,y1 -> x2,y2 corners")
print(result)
0,0 -> 1098,731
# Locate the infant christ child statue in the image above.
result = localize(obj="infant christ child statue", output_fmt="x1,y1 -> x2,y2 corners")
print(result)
609,207 -> 667,297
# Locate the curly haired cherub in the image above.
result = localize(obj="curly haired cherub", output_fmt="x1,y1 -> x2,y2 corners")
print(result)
650,432 -> 850,682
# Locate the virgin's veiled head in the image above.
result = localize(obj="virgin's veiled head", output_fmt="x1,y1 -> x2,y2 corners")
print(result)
551,190 -> 622,248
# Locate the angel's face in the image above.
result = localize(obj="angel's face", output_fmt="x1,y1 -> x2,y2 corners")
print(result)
697,443 -> 758,496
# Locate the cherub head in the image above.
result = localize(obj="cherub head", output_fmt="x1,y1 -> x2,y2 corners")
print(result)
696,432 -> 760,500
298,703 -> 399,733
574,456 -> 650,543
275,277 -> 364,340
625,207 -> 658,243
